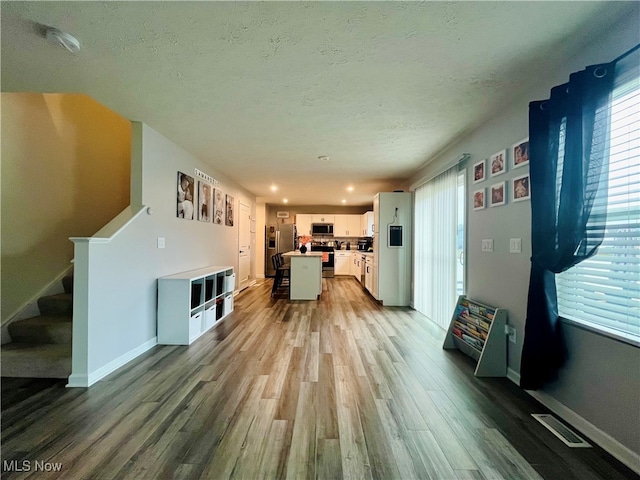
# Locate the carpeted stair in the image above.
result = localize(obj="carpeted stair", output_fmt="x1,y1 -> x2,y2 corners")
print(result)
1,276 -> 73,379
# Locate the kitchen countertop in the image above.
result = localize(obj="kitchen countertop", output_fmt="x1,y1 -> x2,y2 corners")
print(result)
282,251 -> 323,257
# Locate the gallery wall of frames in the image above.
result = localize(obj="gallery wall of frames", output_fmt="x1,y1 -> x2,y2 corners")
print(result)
176,170 -> 234,227
472,138 -> 530,212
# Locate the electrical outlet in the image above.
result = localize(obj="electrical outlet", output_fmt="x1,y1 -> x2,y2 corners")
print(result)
507,326 -> 516,344
157,237 -> 165,249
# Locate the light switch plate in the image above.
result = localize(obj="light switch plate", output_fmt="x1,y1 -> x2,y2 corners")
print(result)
509,238 -> 522,253
157,237 -> 165,249
481,239 -> 494,252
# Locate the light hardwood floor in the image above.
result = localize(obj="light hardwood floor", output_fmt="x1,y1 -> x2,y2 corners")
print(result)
1,278 -> 636,479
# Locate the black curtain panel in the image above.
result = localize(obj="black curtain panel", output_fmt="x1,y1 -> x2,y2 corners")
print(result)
520,44 -> 640,390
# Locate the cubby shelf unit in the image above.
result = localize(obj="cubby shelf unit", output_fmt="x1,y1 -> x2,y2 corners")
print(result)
443,295 -> 508,377
158,266 -> 235,345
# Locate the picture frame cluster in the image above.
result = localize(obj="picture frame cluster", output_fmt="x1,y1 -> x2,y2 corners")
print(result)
472,138 -> 530,210
176,171 -> 234,226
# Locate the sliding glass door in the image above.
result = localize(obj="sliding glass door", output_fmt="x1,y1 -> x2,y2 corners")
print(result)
457,170 -> 466,296
414,166 -> 465,330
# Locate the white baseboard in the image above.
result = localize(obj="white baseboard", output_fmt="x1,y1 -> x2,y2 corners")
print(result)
66,337 -> 158,388
526,388 -> 640,475
66,373 -> 89,388
507,367 -> 521,385
256,274 -> 265,279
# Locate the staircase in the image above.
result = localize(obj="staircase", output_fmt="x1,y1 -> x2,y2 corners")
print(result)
1,275 -> 73,379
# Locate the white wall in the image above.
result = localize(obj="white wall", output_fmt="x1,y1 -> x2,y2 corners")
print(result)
409,12 -> 639,461
70,122 -> 256,385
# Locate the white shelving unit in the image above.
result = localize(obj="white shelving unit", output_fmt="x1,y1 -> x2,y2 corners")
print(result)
443,295 -> 507,377
158,266 -> 235,345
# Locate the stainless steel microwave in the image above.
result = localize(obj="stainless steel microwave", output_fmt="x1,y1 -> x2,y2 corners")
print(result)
311,223 -> 333,235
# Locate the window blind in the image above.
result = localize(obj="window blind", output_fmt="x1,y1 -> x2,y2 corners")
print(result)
557,77 -> 640,343
414,166 -> 458,330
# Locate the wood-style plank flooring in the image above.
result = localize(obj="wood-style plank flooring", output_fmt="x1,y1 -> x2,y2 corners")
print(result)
1,278 -> 636,479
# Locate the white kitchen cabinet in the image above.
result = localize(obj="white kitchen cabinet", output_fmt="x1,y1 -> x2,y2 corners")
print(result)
296,214 -> 312,236
333,215 -> 349,237
158,266 -> 235,345
361,211 -> 374,236
347,215 -> 361,237
334,214 -> 363,237
351,252 -> 359,278
311,214 -> 334,224
365,255 -> 375,295
335,251 -> 351,275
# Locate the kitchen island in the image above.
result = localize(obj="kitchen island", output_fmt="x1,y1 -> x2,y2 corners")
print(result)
282,251 -> 323,300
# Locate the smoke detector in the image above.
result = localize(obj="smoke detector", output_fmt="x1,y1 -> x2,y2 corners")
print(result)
45,27 -> 81,53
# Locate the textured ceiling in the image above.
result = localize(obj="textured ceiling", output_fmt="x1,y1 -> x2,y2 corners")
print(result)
2,2 -> 634,206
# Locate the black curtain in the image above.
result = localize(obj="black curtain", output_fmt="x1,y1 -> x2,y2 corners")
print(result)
520,60 -> 618,390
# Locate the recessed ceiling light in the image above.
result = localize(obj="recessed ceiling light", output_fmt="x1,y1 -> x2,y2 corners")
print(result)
341,199 -> 347,204
283,198 -> 289,204
270,184 -> 278,191
347,186 -> 354,192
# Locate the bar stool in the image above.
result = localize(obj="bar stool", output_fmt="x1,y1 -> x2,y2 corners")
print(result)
271,254 -> 290,297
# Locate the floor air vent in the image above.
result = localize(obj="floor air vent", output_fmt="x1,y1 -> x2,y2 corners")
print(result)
532,414 -> 591,448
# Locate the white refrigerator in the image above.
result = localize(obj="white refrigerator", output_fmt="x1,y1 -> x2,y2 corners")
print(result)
373,192 -> 412,306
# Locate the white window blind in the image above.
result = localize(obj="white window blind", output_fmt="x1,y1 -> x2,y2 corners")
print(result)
557,76 -> 640,344
414,166 -> 458,330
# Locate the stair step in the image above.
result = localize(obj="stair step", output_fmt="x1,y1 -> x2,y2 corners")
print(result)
38,293 -> 73,317
1,343 -> 71,379
62,275 -> 74,294
8,316 -> 72,344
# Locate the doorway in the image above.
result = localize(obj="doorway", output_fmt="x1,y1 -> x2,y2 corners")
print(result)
238,202 -> 251,291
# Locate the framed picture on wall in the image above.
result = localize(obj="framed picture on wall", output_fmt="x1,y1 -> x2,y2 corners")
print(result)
225,194 -> 235,226
490,181 -> 506,207
473,159 -> 486,184
197,181 -> 212,222
512,138 -> 530,169
473,188 -> 486,211
213,188 -> 224,225
490,149 -> 507,177
512,174 -> 531,202
177,171 -> 195,220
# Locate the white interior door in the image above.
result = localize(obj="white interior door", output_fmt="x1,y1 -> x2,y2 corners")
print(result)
238,202 -> 251,291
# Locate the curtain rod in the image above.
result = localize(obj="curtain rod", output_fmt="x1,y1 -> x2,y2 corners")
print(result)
613,42 -> 639,63
410,153 -> 470,190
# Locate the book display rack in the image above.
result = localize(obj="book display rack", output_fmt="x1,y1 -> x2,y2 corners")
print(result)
443,295 -> 507,377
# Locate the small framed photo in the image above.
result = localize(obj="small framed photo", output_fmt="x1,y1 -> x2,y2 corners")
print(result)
490,149 -> 507,177
512,174 -> 531,202
473,188 -> 486,211
225,194 -> 235,227
473,159 -> 486,184
490,181 -> 506,207
213,188 -> 224,225
512,138 -> 529,169
177,171 -> 195,220
197,181 -> 212,223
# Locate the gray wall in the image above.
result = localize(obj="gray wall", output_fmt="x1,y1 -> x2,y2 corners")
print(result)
409,12 -> 639,456
71,122 -> 256,383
